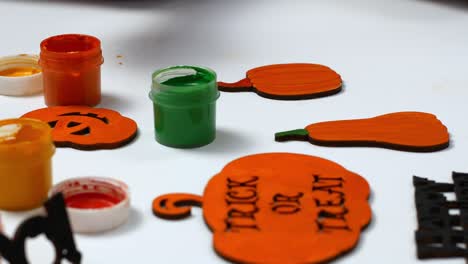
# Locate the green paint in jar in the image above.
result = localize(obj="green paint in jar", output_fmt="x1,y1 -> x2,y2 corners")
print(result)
149,66 -> 219,148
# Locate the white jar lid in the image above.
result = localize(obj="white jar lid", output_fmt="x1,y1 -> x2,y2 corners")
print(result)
0,54 -> 42,96
49,177 -> 130,234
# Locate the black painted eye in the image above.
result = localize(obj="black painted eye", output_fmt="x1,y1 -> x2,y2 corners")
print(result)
71,127 -> 90,136
59,112 -> 109,124
48,120 -> 58,128
67,122 -> 81,128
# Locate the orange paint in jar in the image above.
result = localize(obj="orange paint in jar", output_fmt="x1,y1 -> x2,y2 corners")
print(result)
0,118 -> 55,211
40,34 -> 104,106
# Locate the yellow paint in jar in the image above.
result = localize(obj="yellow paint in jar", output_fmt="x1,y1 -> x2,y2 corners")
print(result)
0,66 -> 41,77
0,118 -> 55,211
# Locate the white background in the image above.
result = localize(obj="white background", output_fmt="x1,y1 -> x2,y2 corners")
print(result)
0,0 -> 468,263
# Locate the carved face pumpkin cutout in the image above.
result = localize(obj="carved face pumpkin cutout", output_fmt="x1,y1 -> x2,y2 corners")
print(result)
22,106 -> 137,150
218,63 -> 342,100
153,153 -> 371,264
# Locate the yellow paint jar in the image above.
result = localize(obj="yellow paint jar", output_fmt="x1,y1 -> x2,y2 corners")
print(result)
0,118 -> 55,211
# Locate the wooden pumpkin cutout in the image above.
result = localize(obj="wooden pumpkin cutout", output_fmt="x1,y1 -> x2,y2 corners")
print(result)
275,112 -> 450,152
153,153 -> 371,264
218,63 -> 342,100
22,106 -> 137,150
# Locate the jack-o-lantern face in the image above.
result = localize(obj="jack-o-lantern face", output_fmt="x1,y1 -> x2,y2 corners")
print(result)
153,153 -> 371,264
22,106 -> 137,150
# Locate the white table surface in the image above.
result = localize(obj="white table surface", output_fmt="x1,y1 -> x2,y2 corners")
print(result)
1,0 -> 468,263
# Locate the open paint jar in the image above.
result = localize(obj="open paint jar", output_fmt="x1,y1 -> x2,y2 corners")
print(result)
40,34 -> 104,106
0,54 -> 42,96
49,177 -> 130,233
149,66 -> 219,148
0,118 -> 55,211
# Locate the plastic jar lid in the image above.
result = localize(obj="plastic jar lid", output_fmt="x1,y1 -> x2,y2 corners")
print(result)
49,177 -> 130,233
0,54 -> 42,96
149,65 -> 219,108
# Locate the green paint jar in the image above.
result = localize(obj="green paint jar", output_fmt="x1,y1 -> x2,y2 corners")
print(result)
149,66 -> 219,148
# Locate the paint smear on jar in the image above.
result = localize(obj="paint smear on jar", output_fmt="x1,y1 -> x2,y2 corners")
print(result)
0,124 -> 22,142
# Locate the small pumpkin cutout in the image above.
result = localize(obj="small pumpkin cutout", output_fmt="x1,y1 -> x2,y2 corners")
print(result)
22,106 -> 137,150
153,153 -> 371,264
275,112 -> 450,152
218,63 -> 342,100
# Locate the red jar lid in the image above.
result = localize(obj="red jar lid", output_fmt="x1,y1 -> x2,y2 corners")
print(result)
49,177 -> 130,233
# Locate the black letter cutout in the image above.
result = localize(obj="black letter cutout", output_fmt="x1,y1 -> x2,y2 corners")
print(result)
414,172 -> 468,259
0,193 -> 81,264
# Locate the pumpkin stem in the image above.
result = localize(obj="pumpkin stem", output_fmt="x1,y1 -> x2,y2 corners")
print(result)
218,78 -> 253,92
152,193 -> 203,220
275,129 -> 309,142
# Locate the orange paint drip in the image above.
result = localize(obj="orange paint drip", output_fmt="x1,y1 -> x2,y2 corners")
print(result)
0,67 -> 41,77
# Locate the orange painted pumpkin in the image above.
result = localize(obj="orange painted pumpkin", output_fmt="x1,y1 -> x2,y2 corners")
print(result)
153,153 -> 371,264
218,63 -> 342,100
22,106 -> 137,150
275,112 -> 450,152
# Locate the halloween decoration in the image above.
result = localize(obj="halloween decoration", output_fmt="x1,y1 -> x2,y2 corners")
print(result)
150,66 -> 219,148
0,193 -> 81,264
218,63 -> 342,100
22,106 -> 137,150
40,34 -> 103,106
50,177 -> 130,233
414,172 -> 468,259
0,54 -> 42,96
153,153 -> 371,264
275,112 -> 449,152
0,118 -> 55,211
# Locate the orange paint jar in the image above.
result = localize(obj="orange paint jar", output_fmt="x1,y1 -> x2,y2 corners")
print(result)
40,34 -> 103,106
0,118 -> 55,211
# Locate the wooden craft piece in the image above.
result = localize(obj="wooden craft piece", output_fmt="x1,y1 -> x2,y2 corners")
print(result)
22,106 -> 137,150
275,112 -> 450,152
414,172 -> 468,259
0,193 -> 81,264
218,63 -> 342,100
153,153 -> 371,264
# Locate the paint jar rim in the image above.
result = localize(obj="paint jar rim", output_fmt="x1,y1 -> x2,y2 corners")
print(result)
149,65 -> 219,107
39,34 -> 103,70
0,118 -> 55,162
49,177 -> 130,233
0,54 -> 43,96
